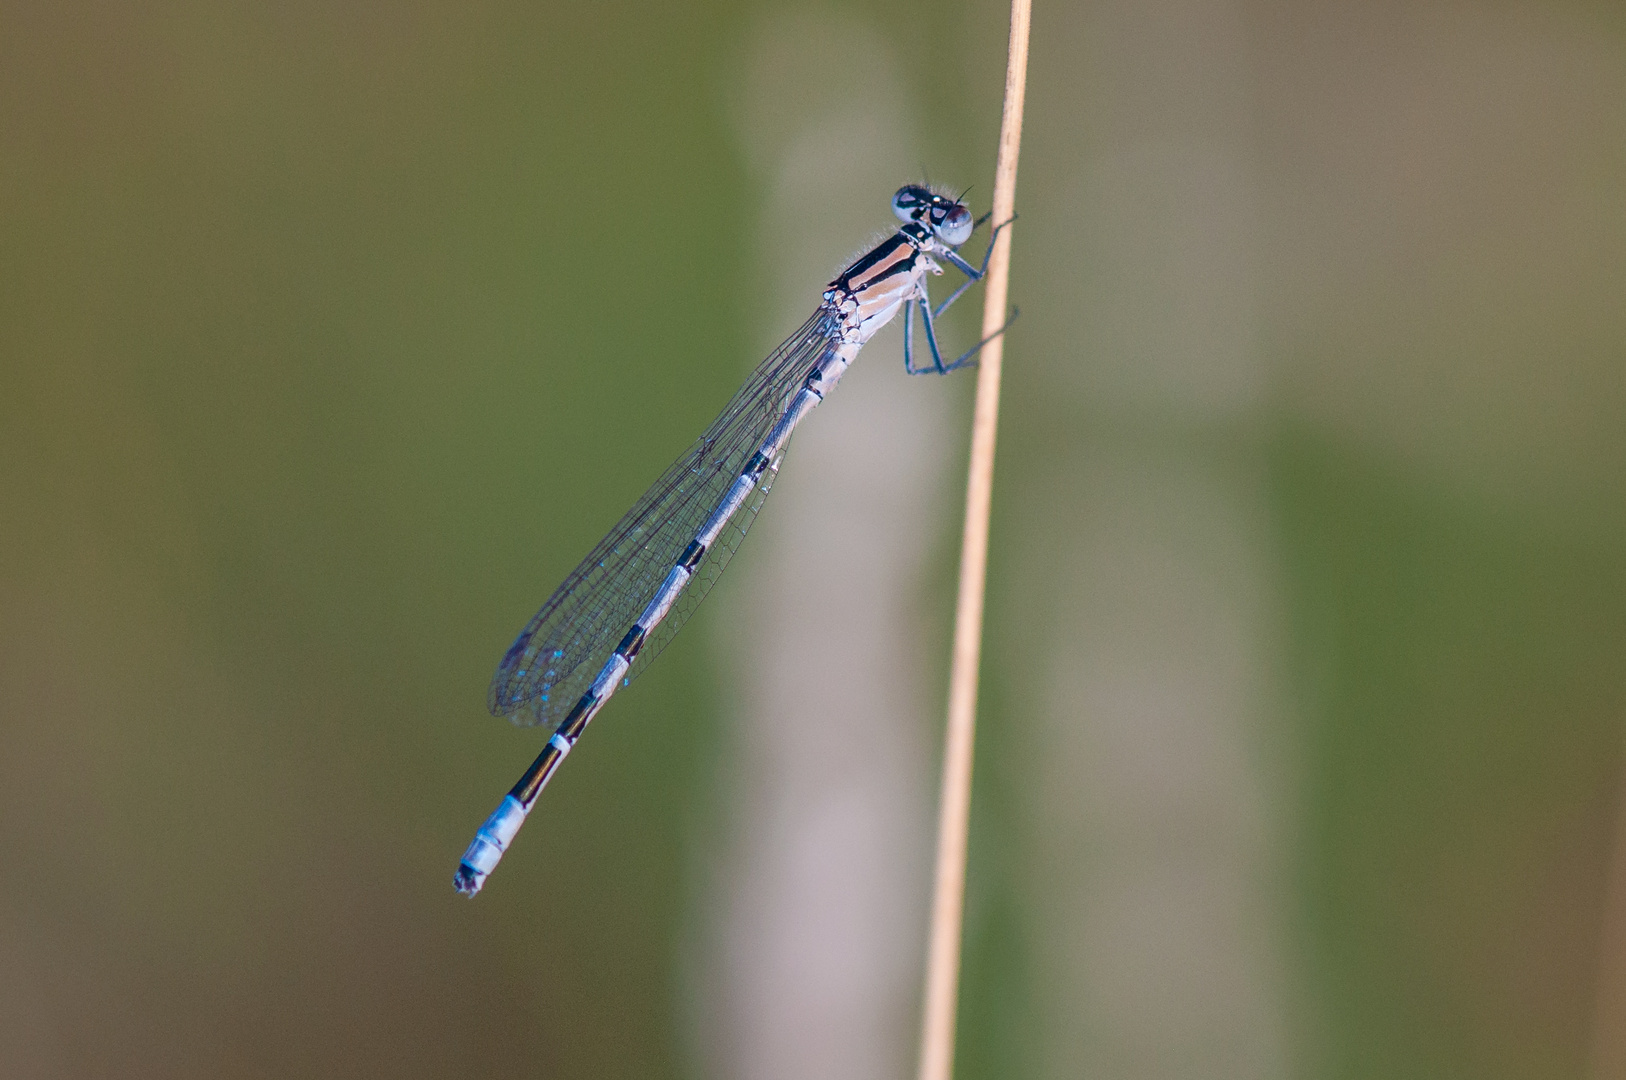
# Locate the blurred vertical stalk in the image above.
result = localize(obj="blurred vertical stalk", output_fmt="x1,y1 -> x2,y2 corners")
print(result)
917,2 -> 1031,1079
703,12 -> 943,1080
1592,735 -> 1626,1080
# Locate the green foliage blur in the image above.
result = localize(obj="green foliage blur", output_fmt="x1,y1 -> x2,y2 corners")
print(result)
1,1 -> 780,1074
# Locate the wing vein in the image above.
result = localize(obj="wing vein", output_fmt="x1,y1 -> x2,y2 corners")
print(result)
487,308 -> 842,728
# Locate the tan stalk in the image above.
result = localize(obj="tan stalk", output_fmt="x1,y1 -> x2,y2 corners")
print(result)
916,2 -> 1032,1079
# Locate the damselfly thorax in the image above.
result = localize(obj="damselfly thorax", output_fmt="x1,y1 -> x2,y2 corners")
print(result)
826,223 -> 945,345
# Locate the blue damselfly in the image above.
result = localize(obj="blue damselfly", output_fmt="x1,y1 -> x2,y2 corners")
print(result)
455,185 -> 1012,896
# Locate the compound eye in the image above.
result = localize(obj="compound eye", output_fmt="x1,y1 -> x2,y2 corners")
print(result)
938,204 -> 973,246
892,185 -> 930,223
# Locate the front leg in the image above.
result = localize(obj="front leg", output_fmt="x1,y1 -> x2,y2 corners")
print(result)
932,214 -> 1018,319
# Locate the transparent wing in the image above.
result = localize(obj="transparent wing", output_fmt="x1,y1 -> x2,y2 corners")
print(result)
488,309 -> 842,728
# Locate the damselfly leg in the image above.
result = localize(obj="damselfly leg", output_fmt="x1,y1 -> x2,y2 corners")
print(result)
904,299 -> 1022,375
902,214 -> 1019,375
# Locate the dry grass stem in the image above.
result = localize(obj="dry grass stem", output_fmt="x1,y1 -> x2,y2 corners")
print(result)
916,2 -> 1032,1079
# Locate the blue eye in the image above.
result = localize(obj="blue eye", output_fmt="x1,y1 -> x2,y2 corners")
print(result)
938,205 -> 973,247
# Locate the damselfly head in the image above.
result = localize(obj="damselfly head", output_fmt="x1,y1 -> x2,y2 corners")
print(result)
891,185 -> 974,248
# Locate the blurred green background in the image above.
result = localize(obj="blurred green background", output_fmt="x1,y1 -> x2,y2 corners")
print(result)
3,1 -> 1625,1078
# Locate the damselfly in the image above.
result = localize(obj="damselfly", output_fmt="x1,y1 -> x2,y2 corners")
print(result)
455,185 -> 1013,896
